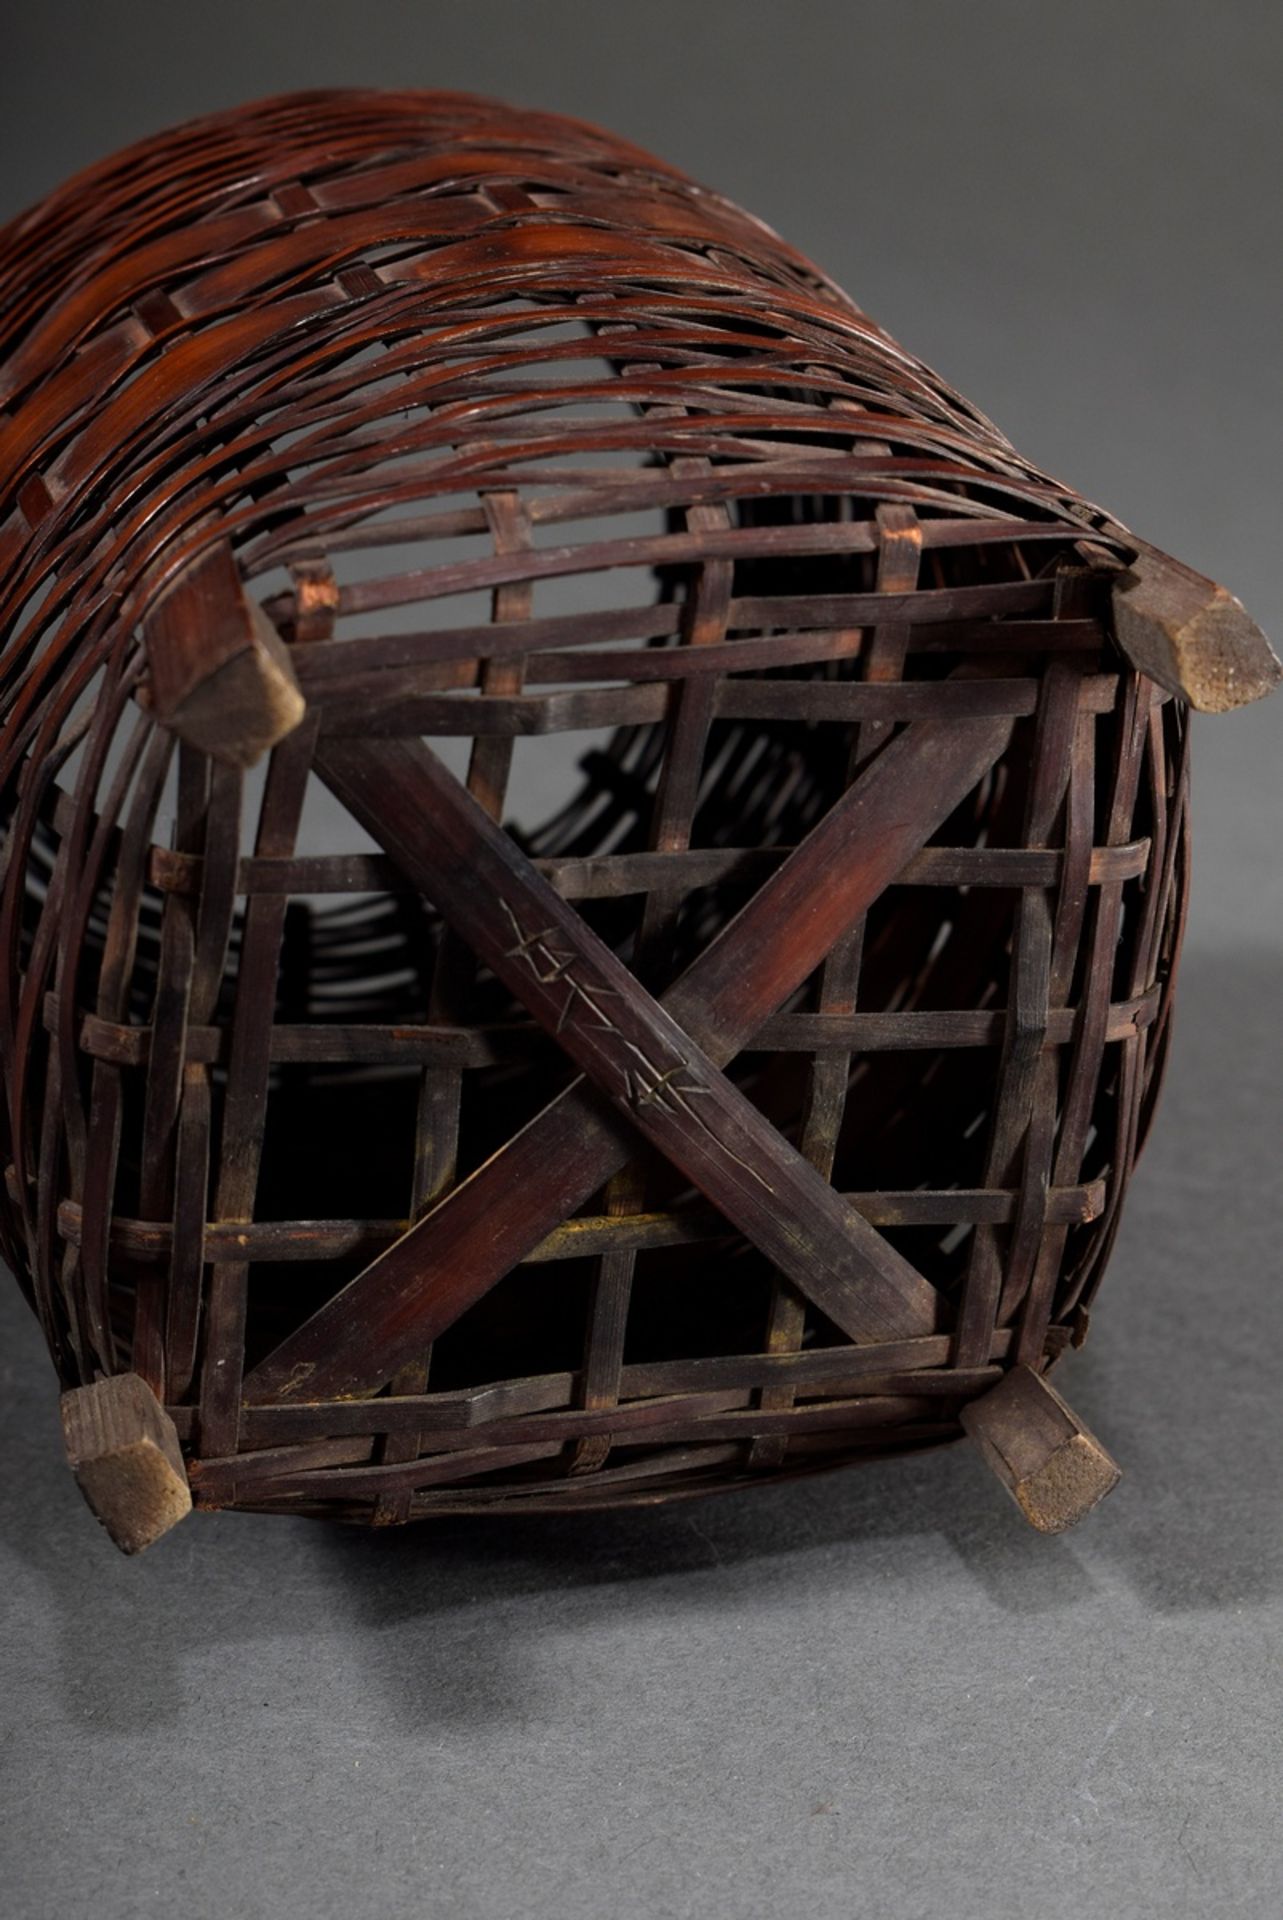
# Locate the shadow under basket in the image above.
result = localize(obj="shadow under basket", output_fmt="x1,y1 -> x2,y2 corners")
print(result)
0,90 -> 1275,1554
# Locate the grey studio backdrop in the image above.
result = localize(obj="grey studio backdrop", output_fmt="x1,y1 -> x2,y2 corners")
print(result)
0,6 -> 1279,1919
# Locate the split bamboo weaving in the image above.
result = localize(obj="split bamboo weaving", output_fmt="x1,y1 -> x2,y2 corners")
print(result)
1,91 -> 1275,1546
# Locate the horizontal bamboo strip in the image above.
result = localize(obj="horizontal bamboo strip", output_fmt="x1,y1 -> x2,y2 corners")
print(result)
283,610 -> 1105,686
165,1320 -> 1074,1448
257,489 -> 1109,565
320,533 -> 1067,620
310,670 -> 1120,736
54,1176 -> 1107,1265
63,985 -> 1157,1069
190,1395 -> 957,1500
143,835 -> 1150,900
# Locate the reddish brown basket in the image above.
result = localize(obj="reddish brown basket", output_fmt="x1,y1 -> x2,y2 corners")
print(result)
1,90 -> 1275,1552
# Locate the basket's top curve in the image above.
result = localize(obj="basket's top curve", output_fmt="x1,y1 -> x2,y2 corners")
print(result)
0,85 -> 1275,756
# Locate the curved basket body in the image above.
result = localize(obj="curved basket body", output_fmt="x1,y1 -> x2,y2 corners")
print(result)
0,91 -> 1197,1527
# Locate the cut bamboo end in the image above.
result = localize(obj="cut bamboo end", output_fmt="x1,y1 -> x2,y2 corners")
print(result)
60,1373 -> 192,1555
960,1364 -> 1121,1534
1106,539 -> 1281,714
142,541 -> 306,767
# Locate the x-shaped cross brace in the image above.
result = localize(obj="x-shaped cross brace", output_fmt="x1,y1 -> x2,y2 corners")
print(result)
245,702 -> 1013,1402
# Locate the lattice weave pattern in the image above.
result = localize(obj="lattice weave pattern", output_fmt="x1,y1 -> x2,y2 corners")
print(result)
0,91 -> 1194,1523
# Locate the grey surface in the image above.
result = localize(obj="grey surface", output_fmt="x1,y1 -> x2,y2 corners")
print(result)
1,5 -> 1281,1917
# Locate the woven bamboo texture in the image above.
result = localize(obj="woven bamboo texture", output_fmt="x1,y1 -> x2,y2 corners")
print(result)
0,90 -> 1270,1539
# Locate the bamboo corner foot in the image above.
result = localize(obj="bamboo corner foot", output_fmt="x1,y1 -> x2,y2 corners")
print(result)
60,1374 -> 192,1555
142,540 -> 306,768
1104,538 -> 1281,713
960,1364 -> 1121,1534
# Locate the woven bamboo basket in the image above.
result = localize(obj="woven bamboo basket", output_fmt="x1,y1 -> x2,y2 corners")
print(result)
1,91 -> 1275,1553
